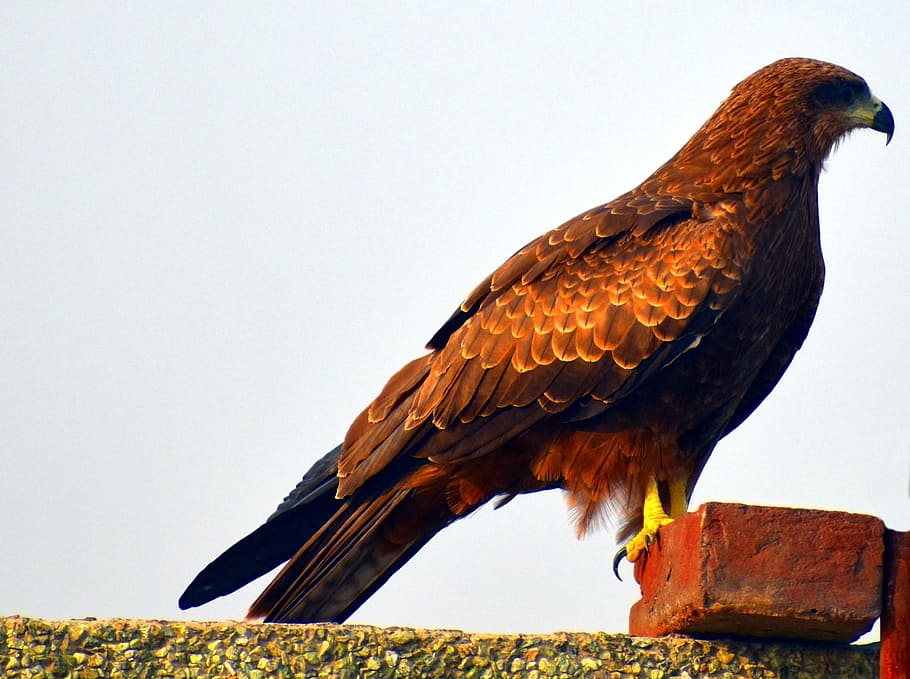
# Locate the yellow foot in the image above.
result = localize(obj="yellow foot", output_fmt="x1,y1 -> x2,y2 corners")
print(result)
625,514 -> 675,561
612,474 -> 687,580
611,514 -> 674,578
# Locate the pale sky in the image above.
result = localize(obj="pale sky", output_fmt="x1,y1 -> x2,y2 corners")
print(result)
2,3 -> 908,638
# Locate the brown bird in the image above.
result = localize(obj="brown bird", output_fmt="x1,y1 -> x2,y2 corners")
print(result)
179,58 -> 893,623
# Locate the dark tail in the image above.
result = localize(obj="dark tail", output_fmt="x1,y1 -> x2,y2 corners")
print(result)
178,445 -> 343,612
179,444 -> 453,622
248,484 -> 447,622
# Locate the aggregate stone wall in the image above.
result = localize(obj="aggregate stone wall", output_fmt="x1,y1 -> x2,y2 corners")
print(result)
1,616 -> 879,678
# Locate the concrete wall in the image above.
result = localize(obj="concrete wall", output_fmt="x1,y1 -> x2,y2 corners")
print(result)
1,616 -> 879,678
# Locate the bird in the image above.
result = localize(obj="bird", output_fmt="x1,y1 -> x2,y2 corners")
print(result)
179,58 -> 893,623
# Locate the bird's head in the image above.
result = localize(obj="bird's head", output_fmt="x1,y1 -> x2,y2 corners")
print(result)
805,70 -> 894,148
748,58 -> 893,161
676,58 -> 894,190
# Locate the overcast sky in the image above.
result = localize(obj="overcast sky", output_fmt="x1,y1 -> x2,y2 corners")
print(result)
2,3 -> 908,639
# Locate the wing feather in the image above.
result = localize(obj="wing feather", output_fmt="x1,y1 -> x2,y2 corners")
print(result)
459,356 -> 510,422
338,198 -> 753,493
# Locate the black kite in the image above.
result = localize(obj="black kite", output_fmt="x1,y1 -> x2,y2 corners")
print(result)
180,58 -> 893,622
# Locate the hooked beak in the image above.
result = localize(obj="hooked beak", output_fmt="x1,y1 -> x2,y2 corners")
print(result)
869,95 -> 895,144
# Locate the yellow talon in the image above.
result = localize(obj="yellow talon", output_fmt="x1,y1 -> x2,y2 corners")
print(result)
613,474 -> 689,578
624,476 -> 675,562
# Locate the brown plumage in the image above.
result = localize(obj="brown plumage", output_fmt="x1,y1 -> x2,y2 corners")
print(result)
179,58 -> 893,623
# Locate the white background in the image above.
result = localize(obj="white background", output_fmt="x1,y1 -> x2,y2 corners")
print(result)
2,3 -> 907,637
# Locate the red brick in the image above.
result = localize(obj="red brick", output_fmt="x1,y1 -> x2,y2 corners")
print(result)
881,529 -> 910,679
629,502 -> 885,642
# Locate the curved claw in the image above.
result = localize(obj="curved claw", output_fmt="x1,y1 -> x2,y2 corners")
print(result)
612,546 -> 627,581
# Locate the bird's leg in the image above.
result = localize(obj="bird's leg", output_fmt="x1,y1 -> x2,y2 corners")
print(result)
612,475 -> 688,578
667,475 -> 689,520
626,476 -> 675,560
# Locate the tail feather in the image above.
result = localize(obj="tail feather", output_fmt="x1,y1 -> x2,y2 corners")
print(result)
248,487 -> 446,622
178,445 -> 342,611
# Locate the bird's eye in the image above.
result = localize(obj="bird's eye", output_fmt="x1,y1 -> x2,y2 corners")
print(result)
812,79 -> 864,109
836,82 -> 856,107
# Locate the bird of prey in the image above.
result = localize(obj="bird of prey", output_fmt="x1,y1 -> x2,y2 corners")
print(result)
180,58 -> 893,623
